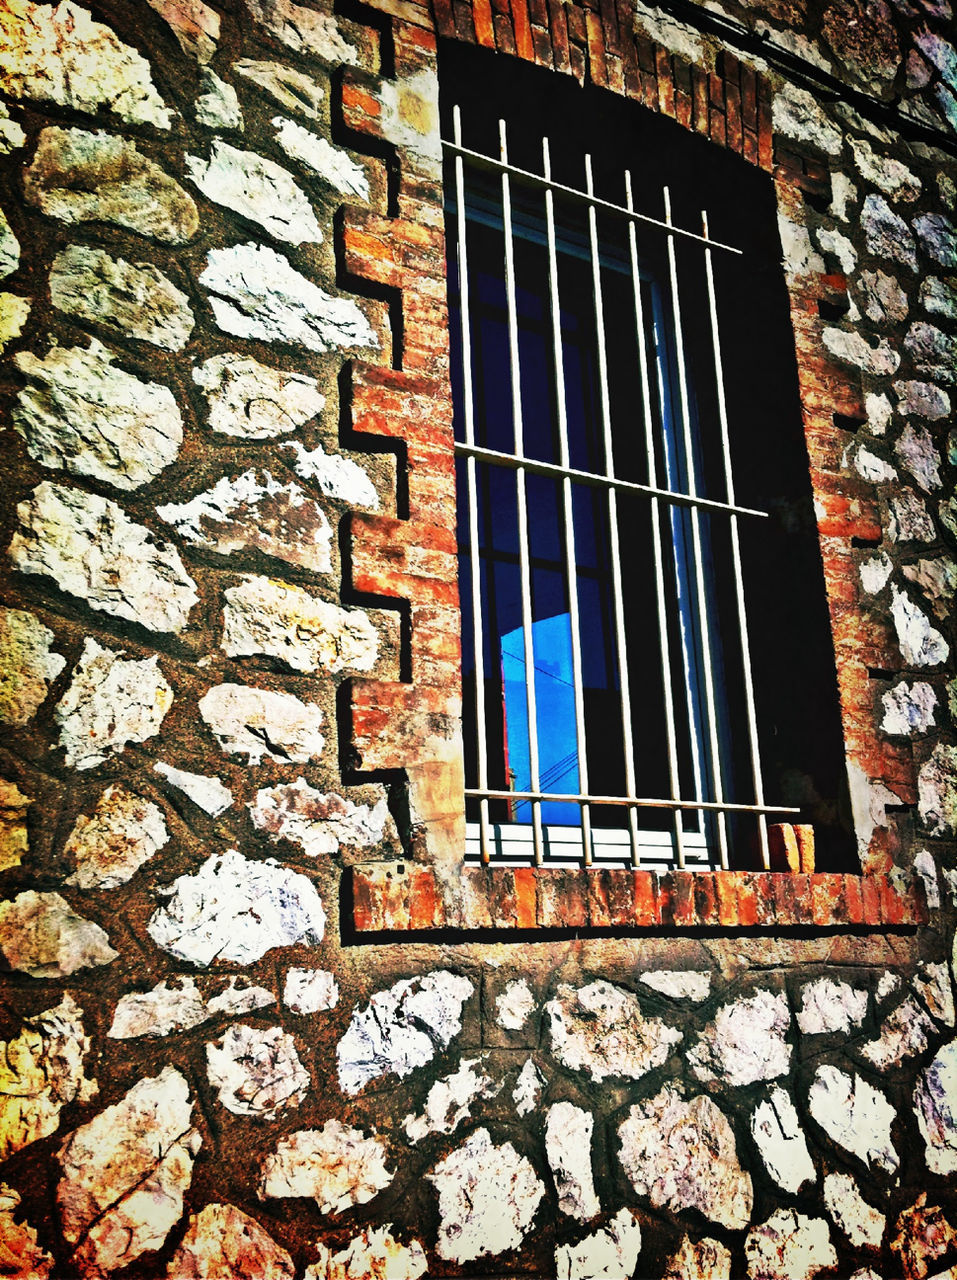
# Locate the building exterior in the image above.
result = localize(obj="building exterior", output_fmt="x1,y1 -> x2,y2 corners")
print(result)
0,0 -> 955,1272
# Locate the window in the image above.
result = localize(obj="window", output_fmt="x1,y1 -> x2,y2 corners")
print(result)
441,42 -> 854,874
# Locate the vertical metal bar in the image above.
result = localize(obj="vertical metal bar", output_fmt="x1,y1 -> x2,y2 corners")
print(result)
500,118 -> 545,865
543,137 -> 593,867
662,186 -> 729,870
702,208 -> 770,869
584,155 -> 641,867
625,171 -> 685,867
453,107 -> 492,864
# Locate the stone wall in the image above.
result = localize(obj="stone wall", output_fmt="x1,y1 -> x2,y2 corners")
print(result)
0,0 -> 955,1275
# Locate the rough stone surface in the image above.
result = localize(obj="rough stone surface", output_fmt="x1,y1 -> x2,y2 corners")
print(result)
426,1127 -> 545,1264
260,1121 -> 393,1213
0,607 -> 65,726
109,975 -> 273,1039
195,68 -> 244,129
194,352 -> 325,439
64,784 -> 168,889
807,1065 -> 898,1173
186,141 -> 322,245
24,126 -> 198,242
554,1209 -> 643,1280
816,226 -> 856,274
689,989 -> 791,1086
919,744 -> 957,835
12,339 -> 183,489
895,379 -> 951,420
0,292 -> 31,350
0,101 -> 26,152
639,969 -> 711,1001
513,1057 -> 545,1117
916,1039 -> 957,1174
546,980 -> 681,1082
0,778 -> 31,872
545,1101 -> 600,1222
860,550 -> 892,594
200,242 -> 376,353
0,891 -> 117,977
820,0 -> 899,86
882,681 -> 938,734
50,244 -> 194,351
861,194 -> 918,268
304,1227 -> 427,1280
154,761 -> 234,815
0,0 -> 173,127
915,960 -> 955,1026
222,575 -> 378,673
822,326 -> 900,374
619,1087 -> 752,1229
822,1171 -> 885,1249
337,970 -> 474,1095
233,59 -> 325,120
10,483 -> 199,633
244,0 -> 357,62
249,778 -> 389,856
0,994 -> 96,1161
272,117 -> 369,198
0,207 -> 19,278
915,213 -> 957,267
166,1203 -> 294,1279
751,1087 -> 816,1193
404,1056 -> 499,1145
857,268 -> 909,322
796,977 -> 868,1033
198,683 -> 325,764
148,848 -> 326,966
496,977 -> 535,1029
902,556 -> 957,619
661,1235 -> 731,1280
744,1209 -> 837,1280
55,640 -> 173,769
906,322 -> 956,383
56,1066 -> 200,1276
896,424 -> 942,490
0,1184 -> 54,1279
146,0 -> 219,62
891,1194 -> 957,1280
921,275 -> 957,318
206,1022 -> 309,1118
283,967 -> 338,1014
849,137 -> 921,200
889,489 -> 937,542
891,587 -> 949,666
283,441 -> 380,507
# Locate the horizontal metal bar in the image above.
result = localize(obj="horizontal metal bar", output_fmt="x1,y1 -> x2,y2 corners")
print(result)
454,441 -> 768,519
466,788 -> 801,815
442,138 -> 744,256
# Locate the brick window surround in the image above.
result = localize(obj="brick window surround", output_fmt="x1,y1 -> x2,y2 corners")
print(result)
338,0 -> 928,933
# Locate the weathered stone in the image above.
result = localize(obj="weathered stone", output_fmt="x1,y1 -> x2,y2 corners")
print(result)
639,969 -> 711,1001
807,1064 -> 898,1173
857,268 -> 909,322
222,575 -> 379,673
12,339 -> 183,489
903,556 -> 957,619
496,977 -> 535,1029
56,640 -> 172,770
545,1101 -> 600,1221
283,967 -> 338,1014
943,495 -> 957,541
777,214 -> 824,277
744,1210 -> 837,1280
0,1184 -> 54,1279
863,995 -> 936,1069
916,1040 -> 957,1175
272,117 -> 369,199
0,994 -> 96,1161
877,971 -> 903,1002
797,977 -> 868,1034
661,1235 -> 730,1280
404,1056 -> 499,1145
206,977 -> 278,1018
921,275 -> 957,319
830,170 -> 857,221
50,245 -> 194,351
195,69 -> 243,129
915,961 -> 955,1027
889,489 -> 936,542
376,69 -> 441,168
0,607 -> 65,726
891,587 -> 949,666
167,1203 -> 294,1280
158,470 -> 332,572
233,59 -> 325,120
304,1227 -> 427,1280
109,976 -> 209,1038
546,980 -> 680,1082
0,292 -> 30,350
750,1087 -> 816,1193
337,970 -> 473,1095
618,1086 -> 752,1230
427,1127 -> 544,1263
849,137 -> 921,200
823,1171 -> 885,1249
244,0 -> 357,61
905,323 -> 956,383
200,242 -> 377,352
11,483 -> 199,634
154,761 -> 233,816
146,0 -> 219,62
249,778 -> 389,856
24,127 -> 198,243
891,1195 -> 957,1280
895,379 -> 951,420
882,681 -> 938,734
919,745 -> 957,835
865,389 -> 892,434
689,989 -> 791,1086
0,207 -> 19,279
860,551 -> 893,594
816,226 -> 857,274
914,851 -> 942,912
915,27 -> 957,87
148,848 -> 326,966
283,441 -> 379,508
914,213 -> 957,268
206,1023 -> 309,1118
513,1057 -> 545,1117
260,1121 -> 392,1213
0,0 -> 173,127
57,1066 -> 199,1276
186,141 -> 322,245
862,194 -> 918,268
822,326 -> 900,374
194,352 -> 325,439
853,444 -> 897,483
555,1209 -> 643,1280
0,778 -> 31,872
0,891 -> 117,977
64,784 -> 168,889
198,683 -> 325,764
0,101 -> 26,152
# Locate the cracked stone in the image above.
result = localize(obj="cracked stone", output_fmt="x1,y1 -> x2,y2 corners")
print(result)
249,778 -> 389,856
11,483 -> 198,633
807,1064 -> 898,1173
496,977 -> 535,1029
817,226 -> 857,274
902,556 -> 957,619
193,352 -> 325,439
337,970 -> 473,1095
0,891 -> 117,977
849,137 -> 921,200
158,470 -> 332,572
0,292 -> 31,350
233,59 -> 324,120
513,1058 -> 545,1117
0,1184 -> 54,1279
751,1087 -> 816,1193
0,207 -> 18,279
862,194 -> 918,268
546,980 -> 681,1082
895,379 -> 950,420
854,445 -> 897,483
865,390 -> 892,434
822,326 -> 900,374
304,1227 -> 427,1280
891,587 -> 949,666
546,1101 -> 600,1222
57,1066 -> 199,1277
618,1086 -> 752,1230
943,495 -> 957,541
206,1023 -> 309,1118
919,745 -> 957,836
427,1127 -> 544,1263
146,0 -> 219,62
271,117 -> 369,199
186,141 -> 322,245
148,848 -> 326,966
283,967 -> 338,1014
243,0 -> 357,61
661,1235 -> 731,1280
796,977 -> 868,1033
198,683 -> 325,765
744,1210 -> 837,1280
882,681 -> 938,734
821,0 -> 900,86
282,441 -> 379,508
109,975 -> 273,1039
823,1171 -> 885,1249
0,607 -> 65,727
892,1195 -> 957,1280
12,339 -> 183,489
889,489 -> 936,542
196,68 -> 243,129
689,989 -> 791,1086
0,101 -> 25,151
0,993 -> 96,1161
0,778 -> 31,872
639,969 -> 712,1001
857,269 -> 909,322
207,978 -> 278,1018
860,551 -> 893,594
777,214 -> 824,277
223,575 -> 378,673
915,961 -> 955,1027
906,322 -> 956,383
166,1203 -> 293,1280
200,242 -> 376,352
0,0 -> 173,127
154,761 -> 233,816
914,213 -> 957,268
921,276 -> 957,319
260,1121 -> 392,1214
64,784 -> 169,889
404,1056 -> 500,1145
916,1040 -> 957,1175
915,851 -> 942,912
50,244 -> 194,351
24,126 -> 198,243
555,1210 -> 643,1280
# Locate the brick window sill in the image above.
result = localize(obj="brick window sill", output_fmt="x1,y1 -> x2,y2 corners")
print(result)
351,863 -> 928,933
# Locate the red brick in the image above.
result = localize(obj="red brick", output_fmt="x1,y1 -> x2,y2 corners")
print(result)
736,873 -> 760,926
692,65 -> 709,134
671,870 -> 696,927
604,870 -> 634,925
880,877 -> 906,925
694,873 -> 719,926
768,823 -> 800,872
716,872 -> 738,926
772,873 -> 798,925
531,23 -> 553,65
655,46 -> 674,117
511,0 -> 535,59
585,10 -> 607,85
656,872 -> 674,926
352,866 -> 379,931
792,873 -> 813,921
795,825 -> 816,873
843,875 -> 864,924
432,0 -> 456,34
514,867 -> 537,928
725,79 -> 742,154
587,870 -> 612,926
453,1 -> 476,40
409,866 -> 443,928
494,13 -> 517,54
632,871 -> 658,925
740,63 -> 757,131
547,0 -> 571,71
811,873 -> 844,926
757,76 -> 773,171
